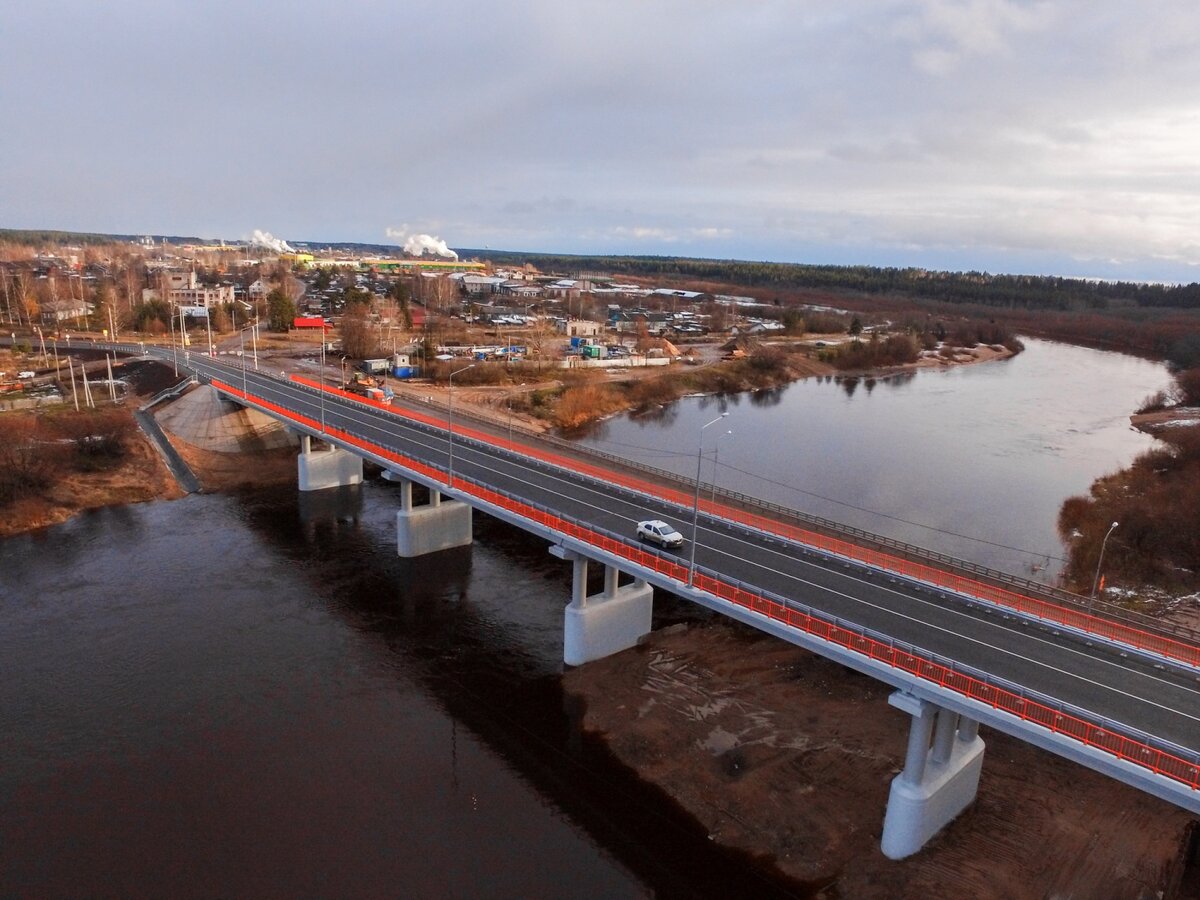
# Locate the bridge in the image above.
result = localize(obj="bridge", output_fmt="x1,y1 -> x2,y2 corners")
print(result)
82,342 -> 1200,858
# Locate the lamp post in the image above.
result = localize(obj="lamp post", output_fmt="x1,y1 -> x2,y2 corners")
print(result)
238,318 -> 259,395
169,309 -> 178,376
447,363 -> 476,488
319,336 -> 326,435
689,412 -> 729,586
239,326 -> 247,396
710,428 -> 733,506
1090,521 -> 1119,604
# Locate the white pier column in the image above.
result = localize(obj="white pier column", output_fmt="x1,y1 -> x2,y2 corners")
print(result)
389,471 -> 472,557
554,549 -> 653,666
881,691 -> 985,860
297,437 -> 363,492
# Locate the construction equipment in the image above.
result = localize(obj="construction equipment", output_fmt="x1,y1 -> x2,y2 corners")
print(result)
343,371 -> 394,405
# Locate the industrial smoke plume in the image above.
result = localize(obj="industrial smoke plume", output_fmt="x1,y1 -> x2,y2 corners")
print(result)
249,230 -> 294,254
386,227 -> 458,260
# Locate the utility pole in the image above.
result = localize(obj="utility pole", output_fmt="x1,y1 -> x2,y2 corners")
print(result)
68,357 -> 79,411
81,364 -> 94,409
169,304 -> 178,376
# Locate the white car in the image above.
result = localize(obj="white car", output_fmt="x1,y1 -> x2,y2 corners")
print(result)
636,519 -> 684,549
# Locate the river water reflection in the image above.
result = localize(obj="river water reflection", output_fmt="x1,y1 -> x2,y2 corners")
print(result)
576,338 -> 1171,580
0,487 -> 800,898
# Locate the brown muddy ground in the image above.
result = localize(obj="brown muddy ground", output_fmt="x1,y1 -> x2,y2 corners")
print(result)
564,620 -> 1196,899
0,359 -> 187,537
0,420 -> 182,538
171,440 -> 298,491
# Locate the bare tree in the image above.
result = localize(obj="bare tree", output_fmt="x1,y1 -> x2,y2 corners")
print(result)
339,305 -> 378,358
0,268 -> 15,325
14,270 -> 37,325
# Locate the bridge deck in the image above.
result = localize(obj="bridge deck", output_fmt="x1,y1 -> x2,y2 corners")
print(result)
92,342 -> 1200,809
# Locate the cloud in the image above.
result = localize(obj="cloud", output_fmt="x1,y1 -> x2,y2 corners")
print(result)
896,0 -> 1059,74
3,1 -> 1200,280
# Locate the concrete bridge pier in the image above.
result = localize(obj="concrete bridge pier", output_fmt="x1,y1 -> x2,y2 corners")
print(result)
389,472 -> 473,557
297,434 -> 363,491
554,548 -> 653,666
880,691 -> 985,859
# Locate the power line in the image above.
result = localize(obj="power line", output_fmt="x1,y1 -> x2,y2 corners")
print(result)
583,435 -> 1065,563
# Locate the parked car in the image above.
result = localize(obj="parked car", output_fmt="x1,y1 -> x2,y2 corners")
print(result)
636,519 -> 684,548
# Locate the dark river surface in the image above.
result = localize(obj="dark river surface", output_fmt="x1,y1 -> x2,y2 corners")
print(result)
0,488 -> 799,898
0,338 -> 1172,897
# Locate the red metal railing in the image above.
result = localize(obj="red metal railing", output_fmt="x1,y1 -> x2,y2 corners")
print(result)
288,374 -> 1200,670
218,378 -> 1200,792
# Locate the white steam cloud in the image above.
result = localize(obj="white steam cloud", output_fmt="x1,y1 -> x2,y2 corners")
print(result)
386,226 -> 458,260
249,229 -> 294,254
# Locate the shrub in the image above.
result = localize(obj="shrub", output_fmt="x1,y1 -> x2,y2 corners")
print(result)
1177,368 -> 1200,406
555,383 -> 625,429
832,334 -> 919,371
0,418 -> 53,505
746,348 -> 788,375
48,409 -> 133,470
805,313 -> 848,334
626,377 -> 683,409
1136,391 -> 1170,414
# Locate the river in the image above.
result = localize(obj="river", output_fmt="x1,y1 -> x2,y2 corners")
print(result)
0,338 -> 1172,896
577,338 -> 1172,579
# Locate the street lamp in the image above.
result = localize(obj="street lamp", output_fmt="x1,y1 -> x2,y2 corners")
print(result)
447,363 -> 476,488
238,319 -> 260,396
710,428 -> 733,506
319,335 -> 326,435
169,310 -> 178,376
239,326 -> 248,396
1090,521 -> 1119,604
689,412 -> 729,586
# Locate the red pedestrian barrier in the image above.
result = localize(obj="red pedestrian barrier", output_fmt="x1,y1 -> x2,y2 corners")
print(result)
217,379 -> 1200,792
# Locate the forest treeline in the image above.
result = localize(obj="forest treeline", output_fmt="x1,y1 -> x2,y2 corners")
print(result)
0,228 -> 205,247
468,250 -> 1200,312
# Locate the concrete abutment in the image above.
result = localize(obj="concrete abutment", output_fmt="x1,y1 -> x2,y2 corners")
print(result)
388,471 -> 474,557
557,550 -> 653,666
880,691 -> 985,859
297,434 -> 363,492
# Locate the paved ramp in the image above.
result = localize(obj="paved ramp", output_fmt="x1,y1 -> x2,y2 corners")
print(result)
155,385 -> 295,453
133,407 -> 202,494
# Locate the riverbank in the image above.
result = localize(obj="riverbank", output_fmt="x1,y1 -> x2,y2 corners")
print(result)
448,338 -> 1017,433
564,619 -> 1194,899
0,411 -> 182,538
0,358 -> 190,537
1057,367 -> 1200,597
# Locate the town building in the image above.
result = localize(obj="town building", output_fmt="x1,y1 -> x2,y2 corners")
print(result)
557,318 -> 603,338
143,271 -> 236,310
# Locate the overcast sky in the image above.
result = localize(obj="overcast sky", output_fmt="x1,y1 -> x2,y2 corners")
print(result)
4,1 -> 1199,281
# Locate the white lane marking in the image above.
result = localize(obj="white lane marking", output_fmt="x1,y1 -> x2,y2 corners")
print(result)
207,366 -> 1200,728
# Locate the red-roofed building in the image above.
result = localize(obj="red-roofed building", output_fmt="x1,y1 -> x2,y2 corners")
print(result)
294,316 -> 331,330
